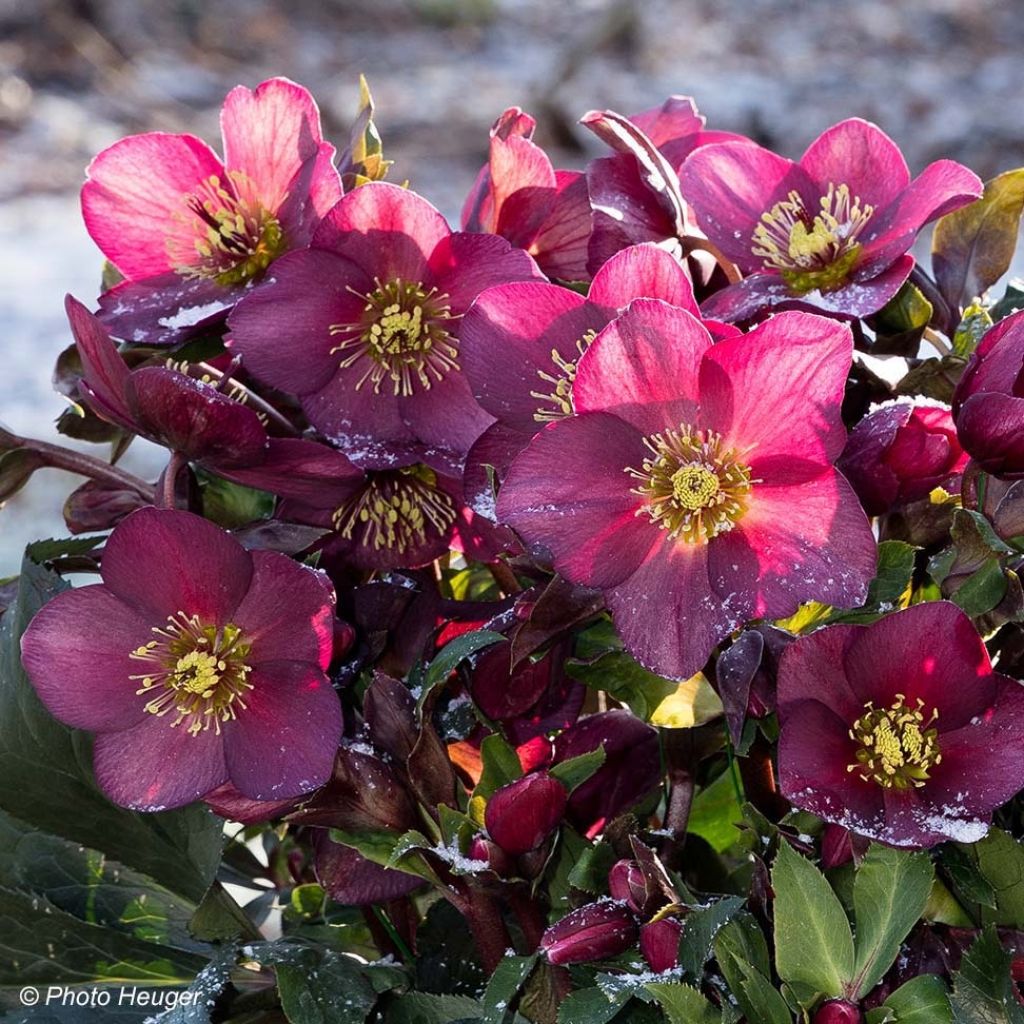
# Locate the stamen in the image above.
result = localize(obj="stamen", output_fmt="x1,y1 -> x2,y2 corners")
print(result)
530,329 -> 599,422
847,694 -> 941,789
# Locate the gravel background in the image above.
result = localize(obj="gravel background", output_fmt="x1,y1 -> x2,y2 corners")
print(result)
2,0 -> 1022,574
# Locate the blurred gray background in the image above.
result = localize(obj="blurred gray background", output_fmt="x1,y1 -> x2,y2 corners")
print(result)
1,0 -> 1021,574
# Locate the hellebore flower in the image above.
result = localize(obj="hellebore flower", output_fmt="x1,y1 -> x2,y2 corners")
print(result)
540,900 -> 639,965
498,301 -> 876,679
20,507 -> 340,811
777,601 -> 1024,847
484,770 -> 567,856
462,106 -> 592,281
814,1002 -> 865,1024
837,401 -> 968,516
85,78 -> 342,345
227,182 -> 543,460
313,831 -> 423,905
66,295 -> 268,467
640,918 -> 684,974
680,118 -> 982,321
952,309 -> 1024,477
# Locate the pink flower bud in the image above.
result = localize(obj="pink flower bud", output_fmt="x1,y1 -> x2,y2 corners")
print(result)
467,836 -> 514,876
813,1000 -> 864,1024
540,900 -> 638,965
640,917 -> 683,973
485,771 -> 567,856
608,859 -> 649,914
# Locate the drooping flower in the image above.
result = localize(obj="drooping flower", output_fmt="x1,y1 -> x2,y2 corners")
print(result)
460,243 -> 735,510
952,309 -> 1024,477
484,771 -> 567,856
227,182 -> 543,460
540,900 -> 639,965
777,601 -> 1024,847
680,118 -> 982,321
66,295 -> 268,468
837,400 -> 968,516
497,301 -> 876,679
84,78 -> 343,345
20,508 -> 340,811
462,107 -> 592,281
640,918 -> 684,973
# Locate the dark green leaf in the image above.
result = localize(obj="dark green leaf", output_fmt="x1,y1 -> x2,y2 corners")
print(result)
972,828 -> 1024,927
865,541 -> 918,608
950,926 -> 1024,1023
644,983 -> 719,1024
716,915 -> 790,1024
189,881 -> 259,942
687,771 -> 744,854
558,986 -> 631,1024
952,559 -> 1008,617
482,953 -> 537,1023
567,841 -> 617,894
989,280 -> 1024,322
418,630 -> 506,713
0,449 -> 46,502
383,991 -> 483,1023
878,974 -> 952,1024
195,468 -> 274,529
952,304 -> 995,358
677,896 -> 744,980
473,733 -> 523,800
549,746 -> 606,794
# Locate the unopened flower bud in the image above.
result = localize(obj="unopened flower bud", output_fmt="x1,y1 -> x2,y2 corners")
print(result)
540,900 -> 638,965
608,859 -> 650,915
640,917 -> 683,973
813,999 -> 864,1024
467,836 -> 514,876
485,771 -> 566,856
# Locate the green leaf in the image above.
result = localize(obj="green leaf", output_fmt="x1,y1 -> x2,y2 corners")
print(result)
715,916 -> 790,1024
549,746 -> 606,794
473,732 -> 524,800
772,840 -> 855,1003
873,281 -> 934,335
851,844 -> 934,999
973,828 -> 1024,927
687,770 -> 744,854
952,559 -> 1008,617
482,953 -> 537,1023
645,983 -> 719,1024
0,448 -> 46,502
0,556 -> 222,903
383,991 -> 483,1023
941,843 -> 997,911
933,168 -> 1024,309
189,880 -> 259,942
418,630 -> 506,713
877,974 -> 952,1024
557,986 -> 631,1024
952,303 -> 995,358
328,827 -> 437,883
950,926 -> 1024,1023
866,541 -> 918,609
677,896 -> 744,980
567,841 -> 617,894
195,468 -> 274,529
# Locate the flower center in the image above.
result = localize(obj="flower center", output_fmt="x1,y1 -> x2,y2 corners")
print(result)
848,694 -> 941,790
751,183 -> 872,294
530,329 -> 599,422
331,464 -> 457,554
172,173 -> 285,286
628,426 -> 754,544
328,278 -> 460,396
129,614 -> 253,735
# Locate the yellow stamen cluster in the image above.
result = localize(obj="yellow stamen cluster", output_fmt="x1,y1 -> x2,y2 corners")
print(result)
173,173 -> 284,286
328,278 -> 459,396
130,614 -> 253,736
530,329 -> 599,422
332,465 -> 457,554
628,425 -> 754,544
848,694 -> 941,790
751,182 -> 873,294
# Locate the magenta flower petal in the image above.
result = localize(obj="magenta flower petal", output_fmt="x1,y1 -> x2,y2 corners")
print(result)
587,243 -> 698,314
527,170 -> 593,281
65,294 -> 133,428
20,586 -> 153,732
958,393 -> 1024,478
497,412 -> 658,589
93,713 -> 227,811
697,311 -> 852,467
82,132 -> 225,280
427,230 -> 544,312
312,182 -> 448,283
223,660 -> 339,800
776,620 -> 865,724
219,77 -> 340,242
709,472 -> 875,618
101,507 -> 253,623
231,552 -> 334,670
573,300 -> 710,434
800,118 -> 910,212
399,366 -> 494,454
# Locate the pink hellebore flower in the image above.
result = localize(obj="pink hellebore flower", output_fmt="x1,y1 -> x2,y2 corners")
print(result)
20,508 -> 340,811
85,77 -> 342,345
462,106 -> 593,281
498,302 -> 876,679
778,601 -> 1024,848
680,118 -> 982,321
227,182 -> 544,461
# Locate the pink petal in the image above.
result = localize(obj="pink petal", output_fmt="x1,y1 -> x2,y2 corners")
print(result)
224,660 -> 341,800
527,170 -> 593,282
497,412 -> 659,589
573,299 -> 710,434
697,311 -> 853,467
64,295 -> 134,429
587,243 -> 698,315
629,96 -> 705,150
232,551 -> 334,670
708,471 -> 876,618
82,132 -> 225,280
20,585 -> 153,732
398,365 -> 494,456
93,713 -> 227,811
101,507 -> 253,624
799,118 -> 910,213
312,182 -> 450,283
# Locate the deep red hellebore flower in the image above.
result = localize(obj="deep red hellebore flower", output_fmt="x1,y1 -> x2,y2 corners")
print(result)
20,508 -> 340,811
540,900 -> 638,965
640,917 -> 684,974
777,601 -> 1024,847
484,770 -> 567,856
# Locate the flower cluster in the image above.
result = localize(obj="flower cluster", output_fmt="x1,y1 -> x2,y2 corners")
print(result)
8,75 -> 1024,1023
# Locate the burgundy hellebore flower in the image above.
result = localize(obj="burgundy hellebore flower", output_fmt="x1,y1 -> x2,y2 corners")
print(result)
540,900 -> 639,965
952,309 -> 1024,478
460,243 -> 737,510
837,400 -> 968,516
814,1001 -> 865,1024
66,295 -> 267,468
484,770 -> 567,856
20,508 -> 340,811
227,182 -> 543,461
680,118 -> 982,321
84,78 -> 342,345
462,107 -> 592,281
498,301 -> 876,679
777,601 -> 1024,847
640,918 -> 684,974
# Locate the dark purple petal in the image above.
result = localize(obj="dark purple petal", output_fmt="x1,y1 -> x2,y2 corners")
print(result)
314,832 -> 423,905
777,621 -> 866,725
957,392 -> 1024,477
528,170 -> 593,281
398,366 -> 494,456
65,295 -> 134,428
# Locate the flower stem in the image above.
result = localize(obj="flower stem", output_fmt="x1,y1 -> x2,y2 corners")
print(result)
16,435 -> 152,497
160,452 -> 186,509
197,362 -> 301,436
